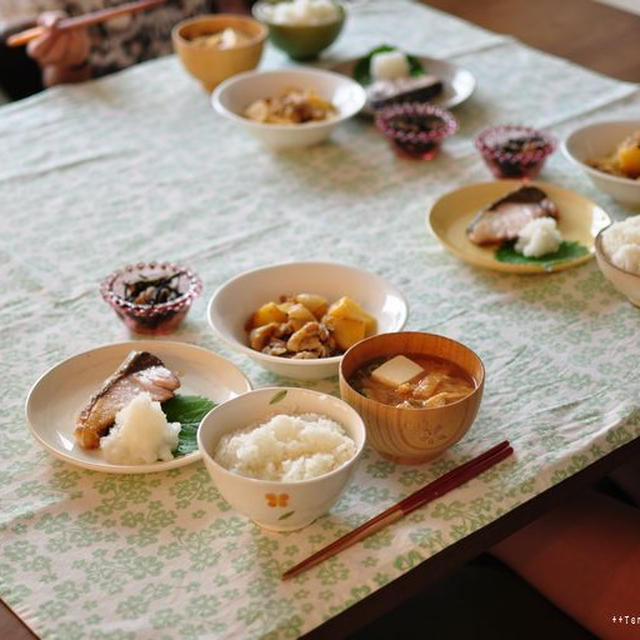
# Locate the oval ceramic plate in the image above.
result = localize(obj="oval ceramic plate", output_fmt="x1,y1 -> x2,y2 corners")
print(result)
428,180 -> 612,274
25,341 -> 252,474
331,54 -> 475,114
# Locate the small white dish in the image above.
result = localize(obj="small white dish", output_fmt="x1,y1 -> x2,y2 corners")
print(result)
563,120 -> 640,209
207,261 -> 409,380
211,67 -> 366,150
25,341 -> 252,474
331,54 -> 475,115
198,386 -> 366,531
595,226 -> 640,307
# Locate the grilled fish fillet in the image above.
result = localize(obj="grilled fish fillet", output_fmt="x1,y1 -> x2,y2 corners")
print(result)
467,186 -> 558,245
74,351 -> 180,449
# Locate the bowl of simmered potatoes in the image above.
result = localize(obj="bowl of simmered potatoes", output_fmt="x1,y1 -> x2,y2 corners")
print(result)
563,120 -> 640,208
207,262 -> 408,380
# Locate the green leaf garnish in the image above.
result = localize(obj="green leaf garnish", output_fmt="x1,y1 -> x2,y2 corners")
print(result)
495,241 -> 589,270
278,511 -> 295,521
269,390 -> 288,405
353,45 -> 424,86
162,395 -> 216,457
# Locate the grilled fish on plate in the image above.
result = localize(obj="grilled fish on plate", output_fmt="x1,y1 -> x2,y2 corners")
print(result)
74,350 -> 180,449
466,185 -> 558,245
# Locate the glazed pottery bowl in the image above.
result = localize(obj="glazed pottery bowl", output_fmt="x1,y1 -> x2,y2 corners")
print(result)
212,67 -> 366,150
252,0 -> 345,60
207,261 -> 408,380
595,226 -> 640,307
198,386 -> 366,531
339,331 -> 485,464
563,120 -> 640,209
172,14 -> 267,91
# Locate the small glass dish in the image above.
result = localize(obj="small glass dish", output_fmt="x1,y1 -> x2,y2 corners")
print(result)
375,103 -> 458,160
100,261 -> 202,335
475,125 -> 556,179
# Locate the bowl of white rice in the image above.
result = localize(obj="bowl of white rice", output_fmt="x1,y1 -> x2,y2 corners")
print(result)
252,0 -> 345,60
595,215 -> 640,307
198,386 -> 365,531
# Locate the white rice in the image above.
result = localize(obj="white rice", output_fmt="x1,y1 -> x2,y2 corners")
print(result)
515,217 -> 563,258
213,413 -> 356,481
601,215 -> 640,274
370,50 -> 410,81
100,392 -> 180,465
263,0 -> 340,25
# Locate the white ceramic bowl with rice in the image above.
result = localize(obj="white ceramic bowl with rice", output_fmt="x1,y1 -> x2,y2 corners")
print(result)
198,386 -> 366,531
211,68 -> 366,150
563,120 -> 640,209
595,216 -> 640,307
207,261 -> 409,380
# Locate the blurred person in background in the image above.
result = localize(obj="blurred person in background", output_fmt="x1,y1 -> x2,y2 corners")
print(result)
0,0 -> 250,98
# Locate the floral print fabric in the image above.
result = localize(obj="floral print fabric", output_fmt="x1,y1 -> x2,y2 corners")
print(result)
0,1 -> 639,638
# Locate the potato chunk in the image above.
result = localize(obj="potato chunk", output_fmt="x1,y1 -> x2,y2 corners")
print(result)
287,303 -> 316,330
249,302 -> 287,329
618,140 -> 640,178
325,296 -> 376,335
295,293 -> 328,320
330,317 -> 366,351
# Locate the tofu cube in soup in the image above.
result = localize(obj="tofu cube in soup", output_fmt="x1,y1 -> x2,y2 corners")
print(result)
371,355 -> 425,387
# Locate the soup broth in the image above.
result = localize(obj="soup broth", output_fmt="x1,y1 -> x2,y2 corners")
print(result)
351,354 -> 475,409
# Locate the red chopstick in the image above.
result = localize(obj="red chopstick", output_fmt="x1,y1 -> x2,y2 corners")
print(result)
7,0 -> 166,47
281,440 -> 513,581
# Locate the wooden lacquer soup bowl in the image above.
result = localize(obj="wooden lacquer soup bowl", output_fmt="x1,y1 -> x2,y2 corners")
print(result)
339,332 -> 485,465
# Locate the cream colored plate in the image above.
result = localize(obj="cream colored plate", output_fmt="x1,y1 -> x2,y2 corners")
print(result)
25,341 -> 252,474
331,55 -> 475,114
428,180 -> 612,274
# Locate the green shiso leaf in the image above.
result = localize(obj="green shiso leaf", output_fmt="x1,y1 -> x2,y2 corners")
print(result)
353,44 -> 424,86
495,241 -> 589,270
162,395 -> 216,457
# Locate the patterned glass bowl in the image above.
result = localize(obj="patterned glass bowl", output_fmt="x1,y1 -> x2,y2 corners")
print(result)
100,262 -> 202,335
375,103 -> 458,160
475,125 -> 556,179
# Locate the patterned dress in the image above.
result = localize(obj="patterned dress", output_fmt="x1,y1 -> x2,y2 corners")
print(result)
0,0 -> 215,76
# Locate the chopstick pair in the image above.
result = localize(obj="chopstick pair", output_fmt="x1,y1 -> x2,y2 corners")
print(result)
7,0 -> 166,48
281,440 -> 513,581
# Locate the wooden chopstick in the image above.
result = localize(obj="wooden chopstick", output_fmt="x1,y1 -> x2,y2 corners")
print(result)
7,0 -> 166,47
281,440 -> 513,581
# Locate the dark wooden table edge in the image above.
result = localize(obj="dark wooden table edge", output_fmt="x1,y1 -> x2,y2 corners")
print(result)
302,435 -> 640,639
0,596 -> 40,640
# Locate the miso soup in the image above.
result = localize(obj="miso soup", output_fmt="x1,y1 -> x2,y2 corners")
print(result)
350,354 -> 475,409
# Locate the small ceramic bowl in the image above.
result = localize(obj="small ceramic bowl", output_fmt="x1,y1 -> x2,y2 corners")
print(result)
172,14 -> 267,92
475,125 -> 556,179
375,103 -> 457,160
100,261 -> 202,335
339,331 -> 485,464
207,261 -> 408,380
212,67 -> 366,150
252,0 -> 345,60
595,226 -> 640,307
198,386 -> 366,531
563,120 -> 640,209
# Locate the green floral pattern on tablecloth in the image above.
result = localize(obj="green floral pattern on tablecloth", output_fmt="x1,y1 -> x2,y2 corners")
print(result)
1,1 -> 640,638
